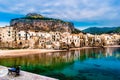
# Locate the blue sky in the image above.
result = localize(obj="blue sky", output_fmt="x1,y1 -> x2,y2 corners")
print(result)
0,0 -> 120,30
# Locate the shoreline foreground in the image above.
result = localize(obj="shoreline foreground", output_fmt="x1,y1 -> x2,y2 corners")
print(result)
0,45 -> 120,57
0,66 -> 57,80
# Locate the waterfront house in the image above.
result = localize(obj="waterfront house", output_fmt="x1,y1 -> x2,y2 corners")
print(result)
0,26 -> 13,42
0,26 -> 14,48
0,26 -> 119,49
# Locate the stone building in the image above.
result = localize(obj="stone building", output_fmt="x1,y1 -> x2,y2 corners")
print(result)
0,26 -> 14,48
0,26 -> 120,49
0,26 -> 13,42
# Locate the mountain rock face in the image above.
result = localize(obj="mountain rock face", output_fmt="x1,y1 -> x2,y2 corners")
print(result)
10,13 -> 75,33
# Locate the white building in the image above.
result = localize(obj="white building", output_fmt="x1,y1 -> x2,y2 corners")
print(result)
0,26 -> 14,42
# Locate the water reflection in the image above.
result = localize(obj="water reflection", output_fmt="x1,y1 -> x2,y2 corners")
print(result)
0,47 -> 120,80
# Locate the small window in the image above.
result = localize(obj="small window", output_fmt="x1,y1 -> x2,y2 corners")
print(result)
18,34 -> 21,36
8,34 -> 10,36
8,31 -> 10,33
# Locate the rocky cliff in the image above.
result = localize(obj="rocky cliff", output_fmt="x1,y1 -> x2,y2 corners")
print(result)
10,13 -> 75,33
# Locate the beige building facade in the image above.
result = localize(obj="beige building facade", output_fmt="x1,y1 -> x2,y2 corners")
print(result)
0,26 -> 120,49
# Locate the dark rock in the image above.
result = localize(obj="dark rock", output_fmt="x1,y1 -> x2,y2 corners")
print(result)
10,13 -> 75,33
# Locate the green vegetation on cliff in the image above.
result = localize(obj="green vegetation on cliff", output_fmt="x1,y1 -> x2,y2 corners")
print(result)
109,27 -> 120,33
114,27 -> 120,33
82,27 -> 119,34
11,13 -> 70,24
72,28 -> 83,34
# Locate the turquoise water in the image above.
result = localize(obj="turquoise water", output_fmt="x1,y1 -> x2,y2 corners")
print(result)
0,47 -> 120,80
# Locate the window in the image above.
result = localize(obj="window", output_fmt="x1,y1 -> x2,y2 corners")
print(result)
18,34 -> 21,37
8,34 -> 10,36
8,31 -> 10,33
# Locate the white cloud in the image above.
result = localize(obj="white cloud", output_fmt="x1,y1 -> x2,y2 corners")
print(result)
0,0 -> 120,27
